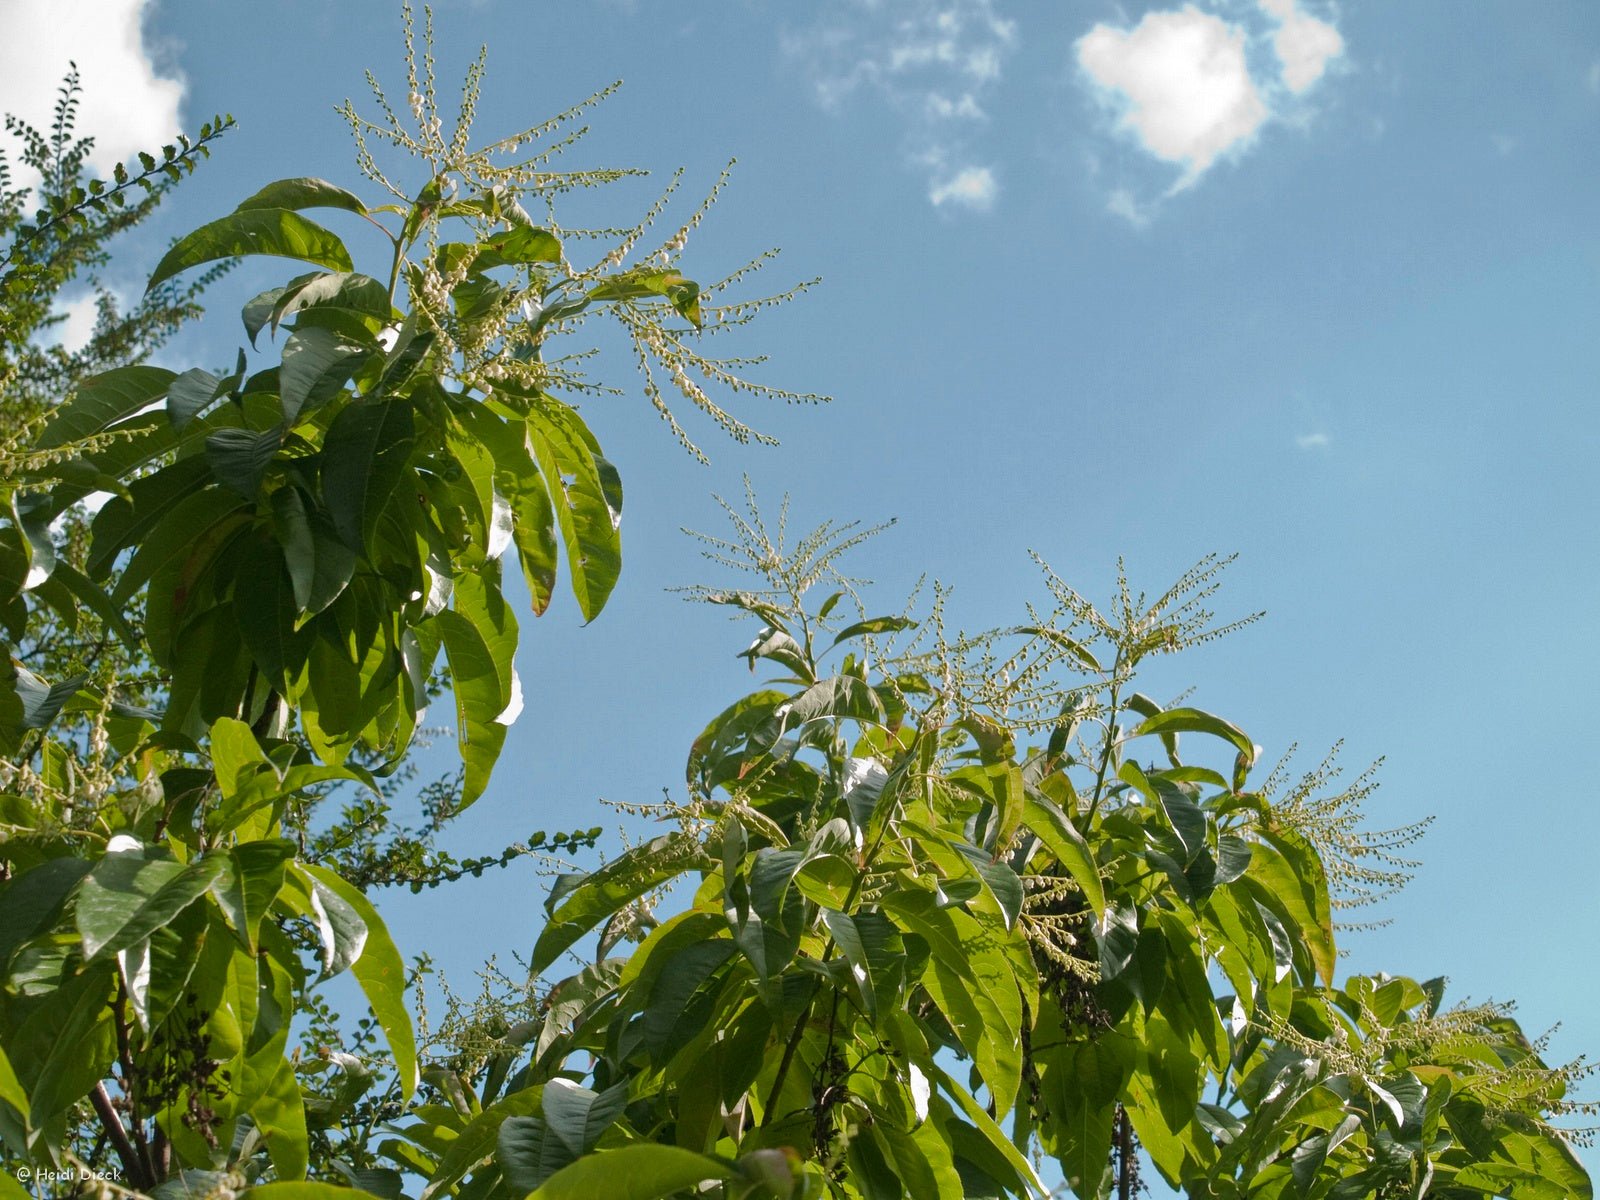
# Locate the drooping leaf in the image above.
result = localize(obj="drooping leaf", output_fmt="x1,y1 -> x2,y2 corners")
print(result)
1023,791 -> 1106,917
279,327 -> 372,423
321,397 -> 415,554
299,865 -> 418,1101
436,570 -> 519,807
524,404 -> 620,621
167,366 -> 226,428
419,1085 -> 546,1200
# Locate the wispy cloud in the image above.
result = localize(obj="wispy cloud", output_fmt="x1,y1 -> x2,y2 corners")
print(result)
1587,60 -> 1600,94
1295,431 -> 1331,450
929,165 -> 997,209
0,0 -> 185,198
784,0 -> 1017,211
1076,0 -> 1345,218
1259,0 -> 1344,94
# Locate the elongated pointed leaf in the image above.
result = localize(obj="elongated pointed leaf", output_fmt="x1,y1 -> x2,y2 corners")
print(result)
299,864 -> 418,1101
524,405 -> 620,622
76,850 -> 227,962
1023,791 -> 1106,917
420,1086 -> 546,1200
35,365 -> 176,450
167,367 -> 225,428
530,833 -> 701,976
321,397 -> 415,553
436,571 -> 518,807
149,209 -> 354,291
234,177 -> 368,216
111,486 -> 250,603
1132,707 -> 1255,766
280,327 -> 372,423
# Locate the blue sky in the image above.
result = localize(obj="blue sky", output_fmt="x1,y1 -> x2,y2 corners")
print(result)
4,0 -> 1598,1182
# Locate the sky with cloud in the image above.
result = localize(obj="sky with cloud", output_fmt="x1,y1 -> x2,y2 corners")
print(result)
3,1 -> 1597,1186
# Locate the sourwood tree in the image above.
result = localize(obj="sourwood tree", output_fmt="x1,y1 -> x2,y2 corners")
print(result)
0,16 -> 1592,1200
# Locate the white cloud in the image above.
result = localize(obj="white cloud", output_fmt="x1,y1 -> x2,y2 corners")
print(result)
54,292 -> 104,354
1076,1 -> 1345,217
1295,431 -> 1331,449
0,0 -> 184,197
785,0 -> 1016,210
929,165 -> 997,209
1078,9 -> 1268,184
1259,0 -> 1344,94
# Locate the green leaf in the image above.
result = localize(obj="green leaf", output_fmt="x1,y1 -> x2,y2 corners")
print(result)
1153,779 -> 1208,864
524,405 -> 621,622
540,1079 -> 627,1165
166,366 -> 226,428
34,365 -> 176,450
1022,791 -> 1105,917
0,1042 -> 26,1138
436,570 -> 519,808
148,208 -> 354,291
280,327 -> 372,422
1247,831 -> 1336,986
420,1085 -> 546,1200
76,849 -> 227,962
0,857 -> 93,973
235,542 -> 305,683
234,177 -> 368,216
821,908 -> 879,1021
206,425 -> 284,498
321,396 -> 415,553
456,408 -> 559,615
252,1055 -> 311,1180
885,889 -> 1024,1116
1131,707 -> 1256,767
480,225 -> 562,266
0,665 -> 87,735
300,864 -> 418,1101
953,842 -> 1024,931
587,268 -> 703,328
271,271 -> 393,336
110,485 -> 250,604
271,488 -> 354,616
530,833 -> 701,977
12,963 -> 116,1124
828,615 -> 917,647
526,1145 -> 734,1200
212,840 -> 297,953
34,559 -> 139,651
10,493 -> 55,590
777,674 -> 886,732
